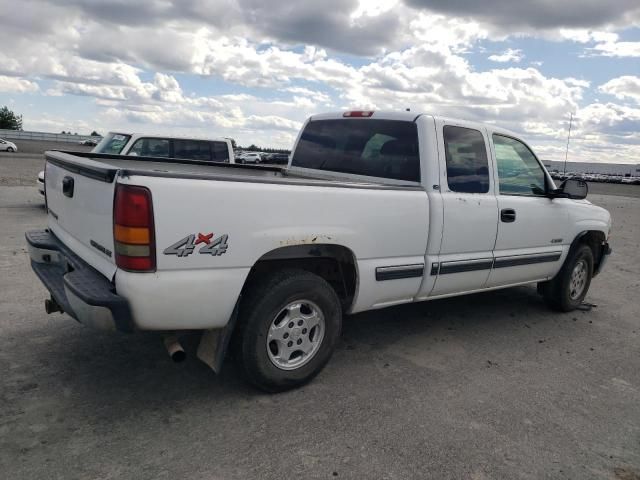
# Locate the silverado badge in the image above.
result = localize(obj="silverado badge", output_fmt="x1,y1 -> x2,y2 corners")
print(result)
164,233 -> 229,257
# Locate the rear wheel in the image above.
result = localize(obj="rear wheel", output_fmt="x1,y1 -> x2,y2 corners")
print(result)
233,269 -> 342,392
540,244 -> 594,312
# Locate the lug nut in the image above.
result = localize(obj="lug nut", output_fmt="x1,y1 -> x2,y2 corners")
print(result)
297,339 -> 302,345
302,328 -> 307,334
287,341 -> 293,347
298,320 -> 303,326
288,322 -> 294,328
283,332 -> 289,339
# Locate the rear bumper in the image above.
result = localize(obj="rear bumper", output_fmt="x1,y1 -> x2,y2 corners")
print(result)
593,242 -> 612,276
26,229 -> 134,332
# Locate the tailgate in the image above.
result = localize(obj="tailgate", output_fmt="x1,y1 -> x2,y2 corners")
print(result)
44,151 -> 118,279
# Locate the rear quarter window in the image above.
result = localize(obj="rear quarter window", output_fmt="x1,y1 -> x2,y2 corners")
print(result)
291,119 -> 420,182
211,141 -> 230,161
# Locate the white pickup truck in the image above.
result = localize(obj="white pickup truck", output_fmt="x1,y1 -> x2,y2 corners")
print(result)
27,111 -> 612,391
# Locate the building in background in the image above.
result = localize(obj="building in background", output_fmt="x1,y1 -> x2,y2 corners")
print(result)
543,161 -> 640,177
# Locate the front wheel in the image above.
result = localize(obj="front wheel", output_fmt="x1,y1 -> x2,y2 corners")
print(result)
233,269 -> 342,392
540,244 -> 594,312
6,147 -> 14,152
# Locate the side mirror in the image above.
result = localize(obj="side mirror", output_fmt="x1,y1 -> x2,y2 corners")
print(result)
558,178 -> 588,199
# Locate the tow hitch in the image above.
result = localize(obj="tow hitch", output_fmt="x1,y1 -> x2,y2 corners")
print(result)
44,297 -> 64,314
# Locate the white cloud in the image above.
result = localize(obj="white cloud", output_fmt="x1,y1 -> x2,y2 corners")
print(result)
0,76 -> 39,93
351,0 -> 400,18
599,76 -> 640,103
589,40 -> 640,57
488,48 -> 524,63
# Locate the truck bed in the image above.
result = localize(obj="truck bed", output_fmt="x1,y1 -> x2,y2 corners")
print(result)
46,150 -> 422,190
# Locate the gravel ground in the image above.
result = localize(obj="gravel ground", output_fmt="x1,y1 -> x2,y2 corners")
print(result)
0,140 -> 92,187
0,150 -> 639,479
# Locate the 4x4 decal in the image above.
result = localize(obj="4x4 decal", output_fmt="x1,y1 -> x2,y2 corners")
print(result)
164,233 -> 228,257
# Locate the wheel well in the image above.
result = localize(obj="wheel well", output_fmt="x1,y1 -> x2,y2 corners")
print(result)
243,244 -> 358,311
575,230 -> 606,266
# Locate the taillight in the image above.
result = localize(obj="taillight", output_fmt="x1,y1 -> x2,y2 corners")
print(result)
343,111 -> 374,117
113,184 -> 155,272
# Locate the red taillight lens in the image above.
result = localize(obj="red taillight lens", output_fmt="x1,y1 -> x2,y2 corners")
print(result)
115,185 -> 152,226
113,185 -> 155,272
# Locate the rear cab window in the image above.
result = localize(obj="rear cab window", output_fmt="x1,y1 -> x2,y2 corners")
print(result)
443,126 -> 490,194
291,119 -> 420,182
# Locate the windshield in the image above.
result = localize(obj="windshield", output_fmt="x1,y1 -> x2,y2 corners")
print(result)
93,133 -> 131,154
291,119 -> 420,182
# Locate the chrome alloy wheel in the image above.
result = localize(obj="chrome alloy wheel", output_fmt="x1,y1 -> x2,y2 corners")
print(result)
266,300 -> 325,371
569,259 -> 588,300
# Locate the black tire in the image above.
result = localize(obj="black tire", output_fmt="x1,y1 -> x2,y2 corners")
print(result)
233,269 -> 342,392
6,147 -> 14,153
540,244 -> 594,312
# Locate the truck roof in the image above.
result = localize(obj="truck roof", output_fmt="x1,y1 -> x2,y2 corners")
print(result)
308,110 -> 522,140
108,132 -> 232,142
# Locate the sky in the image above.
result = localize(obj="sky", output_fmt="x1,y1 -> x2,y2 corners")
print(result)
0,0 -> 638,163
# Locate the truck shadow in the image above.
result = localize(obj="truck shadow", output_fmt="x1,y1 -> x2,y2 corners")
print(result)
340,284 -> 549,348
34,284 -> 556,398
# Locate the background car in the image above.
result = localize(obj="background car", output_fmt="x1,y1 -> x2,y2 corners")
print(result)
0,138 -> 17,152
239,152 -> 262,164
37,170 -> 45,196
79,139 -> 99,146
265,153 -> 290,165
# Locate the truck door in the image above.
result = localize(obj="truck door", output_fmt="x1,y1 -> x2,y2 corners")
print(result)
428,121 -> 499,296
486,133 -> 569,287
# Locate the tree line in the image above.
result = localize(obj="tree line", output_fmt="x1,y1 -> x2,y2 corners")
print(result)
239,144 -> 291,154
0,106 -> 23,130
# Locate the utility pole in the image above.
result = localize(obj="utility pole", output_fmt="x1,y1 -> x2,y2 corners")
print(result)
563,112 -> 573,175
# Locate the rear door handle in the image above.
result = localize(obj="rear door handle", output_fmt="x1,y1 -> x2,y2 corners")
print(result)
501,208 -> 516,223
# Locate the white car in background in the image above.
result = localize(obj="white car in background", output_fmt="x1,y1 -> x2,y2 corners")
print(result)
37,170 -> 45,195
0,138 -> 17,152
37,132 -> 235,197
94,132 -> 235,163
237,152 -> 261,164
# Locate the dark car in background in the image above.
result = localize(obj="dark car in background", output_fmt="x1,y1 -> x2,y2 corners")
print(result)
265,153 -> 290,165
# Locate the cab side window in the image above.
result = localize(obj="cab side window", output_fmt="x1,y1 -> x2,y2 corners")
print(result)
211,141 -> 230,161
173,140 -> 211,161
443,126 -> 490,193
128,138 -> 169,157
493,134 -> 546,196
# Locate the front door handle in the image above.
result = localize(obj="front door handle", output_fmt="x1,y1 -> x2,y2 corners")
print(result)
501,208 -> 516,223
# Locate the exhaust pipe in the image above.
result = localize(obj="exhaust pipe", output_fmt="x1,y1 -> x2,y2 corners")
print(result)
163,335 -> 186,363
45,297 -> 64,314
